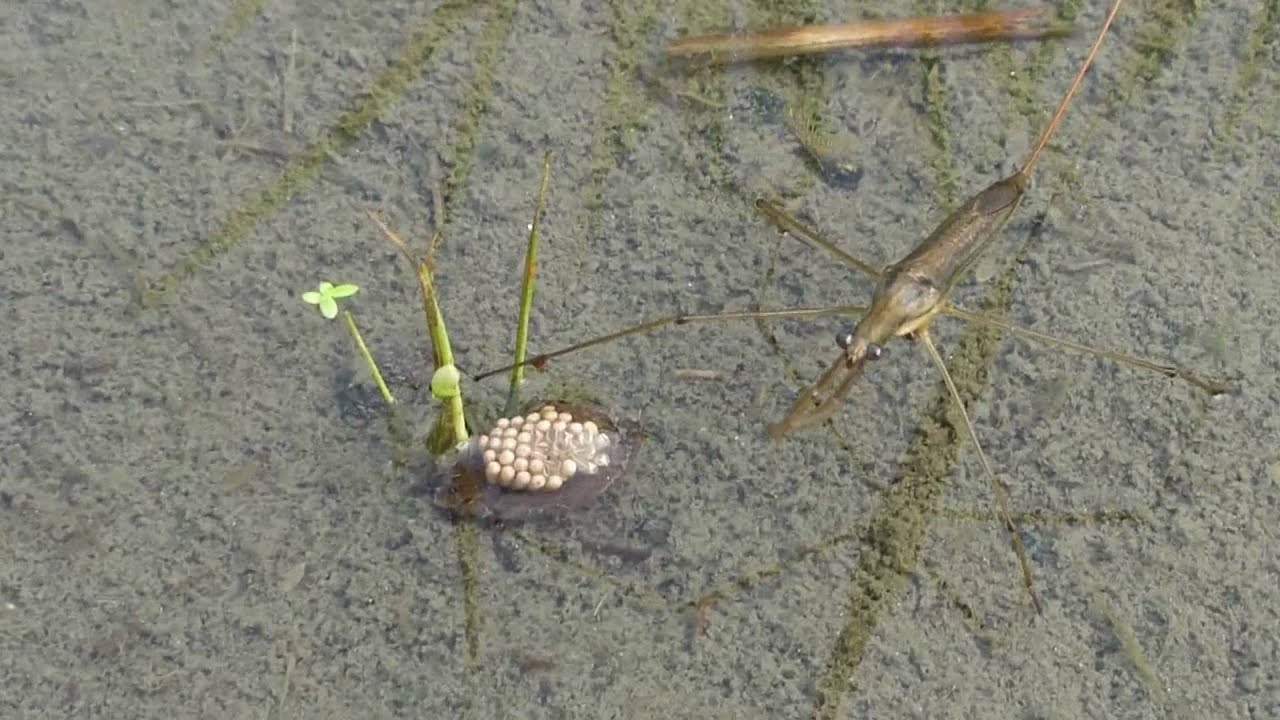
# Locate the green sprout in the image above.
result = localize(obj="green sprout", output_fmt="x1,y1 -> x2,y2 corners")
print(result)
302,281 -> 359,319
300,280 -> 395,409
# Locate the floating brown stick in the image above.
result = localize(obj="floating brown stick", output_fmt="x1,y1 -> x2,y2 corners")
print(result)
665,6 -> 1071,65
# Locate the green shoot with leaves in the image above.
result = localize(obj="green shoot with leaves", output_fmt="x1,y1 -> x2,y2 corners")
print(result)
300,280 -> 395,409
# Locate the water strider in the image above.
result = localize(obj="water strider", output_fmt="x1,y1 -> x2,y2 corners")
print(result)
473,0 -> 1227,610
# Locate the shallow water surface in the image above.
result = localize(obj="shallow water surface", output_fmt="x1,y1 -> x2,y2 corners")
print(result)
2,1 -> 1277,718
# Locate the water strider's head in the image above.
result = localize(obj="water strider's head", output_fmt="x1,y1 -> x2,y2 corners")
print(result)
839,265 -> 945,363
767,263 -> 949,439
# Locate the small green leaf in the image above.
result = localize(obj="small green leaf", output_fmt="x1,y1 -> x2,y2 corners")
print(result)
303,280 -> 360,320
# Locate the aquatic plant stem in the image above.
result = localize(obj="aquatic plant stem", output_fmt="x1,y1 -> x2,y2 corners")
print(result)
507,152 -> 552,414
416,252 -> 469,452
364,207 -> 470,455
342,310 -> 395,407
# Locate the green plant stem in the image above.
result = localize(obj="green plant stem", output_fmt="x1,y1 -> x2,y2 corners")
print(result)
417,259 -> 469,451
507,152 -> 553,415
342,310 -> 395,407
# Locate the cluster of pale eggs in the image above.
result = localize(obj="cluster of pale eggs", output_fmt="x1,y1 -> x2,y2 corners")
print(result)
471,404 -> 613,493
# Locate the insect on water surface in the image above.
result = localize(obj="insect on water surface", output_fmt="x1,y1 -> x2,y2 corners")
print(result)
474,0 -> 1229,610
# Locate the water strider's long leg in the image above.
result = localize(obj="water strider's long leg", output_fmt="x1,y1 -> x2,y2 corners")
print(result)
753,202 -> 1230,396
753,201 -> 1230,396
755,198 -> 882,280
940,305 -> 1231,394
471,305 -> 867,381
917,328 -> 1040,612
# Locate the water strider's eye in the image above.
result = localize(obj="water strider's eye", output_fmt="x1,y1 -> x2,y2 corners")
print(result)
866,344 -> 886,361
836,331 -> 855,350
